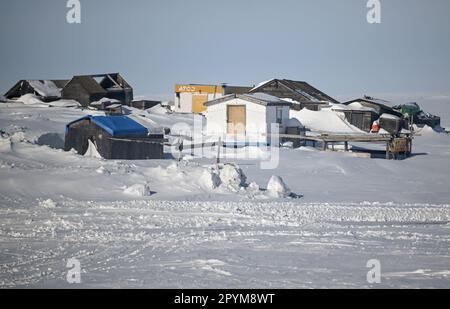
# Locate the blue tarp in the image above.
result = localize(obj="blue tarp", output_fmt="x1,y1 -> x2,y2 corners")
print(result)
66,116 -> 149,138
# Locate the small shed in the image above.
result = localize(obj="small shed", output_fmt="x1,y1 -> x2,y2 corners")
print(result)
64,115 -> 164,160
205,93 -> 291,145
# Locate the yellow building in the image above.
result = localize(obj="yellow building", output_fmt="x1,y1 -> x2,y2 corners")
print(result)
174,84 -> 252,114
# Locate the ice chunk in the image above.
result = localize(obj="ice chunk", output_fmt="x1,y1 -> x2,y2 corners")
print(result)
218,164 -> 247,188
199,169 -> 221,190
124,183 -> 152,197
267,176 -> 291,198
39,199 -> 57,209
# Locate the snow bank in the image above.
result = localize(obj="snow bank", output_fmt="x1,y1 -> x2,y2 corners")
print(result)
290,108 -> 365,134
147,104 -> 169,115
15,94 -> 45,105
84,140 -> 102,158
217,164 -> 247,189
123,183 -> 152,197
47,100 -> 80,108
197,164 -> 247,191
12,94 -> 79,108
39,199 -> 57,209
199,169 -> 221,190
91,97 -> 121,106
346,102 -> 377,113
416,125 -> 444,136
267,176 -> 291,198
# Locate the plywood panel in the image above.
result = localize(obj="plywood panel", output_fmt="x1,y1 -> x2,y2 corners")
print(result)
192,95 -> 208,113
227,105 -> 246,135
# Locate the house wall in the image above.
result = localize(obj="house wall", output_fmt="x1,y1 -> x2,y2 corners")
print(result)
174,85 -> 226,113
62,83 -> 105,107
206,98 -> 273,144
175,91 -> 223,113
266,105 -> 290,138
105,89 -> 133,106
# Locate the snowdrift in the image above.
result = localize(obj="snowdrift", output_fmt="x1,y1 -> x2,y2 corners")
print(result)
13,94 -> 80,108
290,108 -> 365,134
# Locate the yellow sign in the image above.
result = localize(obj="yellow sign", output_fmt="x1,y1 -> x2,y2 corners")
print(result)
175,84 -> 223,94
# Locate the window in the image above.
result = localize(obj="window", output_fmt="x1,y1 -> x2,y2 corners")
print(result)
276,107 -> 283,124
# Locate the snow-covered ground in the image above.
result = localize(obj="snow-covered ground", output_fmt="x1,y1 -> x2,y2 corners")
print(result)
0,95 -> 449,288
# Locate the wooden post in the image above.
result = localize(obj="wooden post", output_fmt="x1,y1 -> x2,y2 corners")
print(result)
323,141 -> 328,151
386,141 -> 390,160
409,136 -> 413,156
344,141 -> 349,152
216,137 -> 222,164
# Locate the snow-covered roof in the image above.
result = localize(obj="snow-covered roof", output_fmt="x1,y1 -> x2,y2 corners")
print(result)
241,92 -> 286,103
206,93 -> 291,107
290,108 -> 366,134
249,79 -> 340,104
344,97 -> 393,108
90,97 -> 121,106
250,78 -> 276,92
27,80 -> 62,97
331,103 -> 377,113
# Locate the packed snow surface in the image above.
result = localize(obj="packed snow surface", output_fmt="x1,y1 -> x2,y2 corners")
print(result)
1,94 -> 450,288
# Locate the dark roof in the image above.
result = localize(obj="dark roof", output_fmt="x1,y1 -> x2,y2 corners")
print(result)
67,76 -> 108,94
52,80 -> 70,88
66,115 -> 149,138
343,97 -> 403,117
250,79 -> 339,104
223,85 -> 253,95
97,73 -> 132,90
4,79 -> 69,99
206,93 -> 292,107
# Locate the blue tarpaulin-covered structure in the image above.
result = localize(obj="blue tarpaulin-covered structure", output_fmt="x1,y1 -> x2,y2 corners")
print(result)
64,115 -> 164,160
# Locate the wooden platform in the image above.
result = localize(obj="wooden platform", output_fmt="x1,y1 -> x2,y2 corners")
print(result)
276,132 -> 413,160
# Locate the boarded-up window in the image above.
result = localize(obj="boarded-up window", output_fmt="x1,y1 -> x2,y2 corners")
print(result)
192,95 -> 208,113
227,105 -> 246,135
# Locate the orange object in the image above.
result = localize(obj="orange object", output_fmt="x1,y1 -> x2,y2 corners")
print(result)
371,122 -> 381,133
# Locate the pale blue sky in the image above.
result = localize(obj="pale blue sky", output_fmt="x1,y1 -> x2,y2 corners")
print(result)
1,0 -> 449,99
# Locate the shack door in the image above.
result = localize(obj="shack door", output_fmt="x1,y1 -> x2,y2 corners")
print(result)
227,105 -> 246,135
192,95 -> 208,113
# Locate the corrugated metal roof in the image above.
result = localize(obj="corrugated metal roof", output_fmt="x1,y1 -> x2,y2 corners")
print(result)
250,79 -> 339,103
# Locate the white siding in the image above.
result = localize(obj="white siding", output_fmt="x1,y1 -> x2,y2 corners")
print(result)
206,98 -> 270,144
